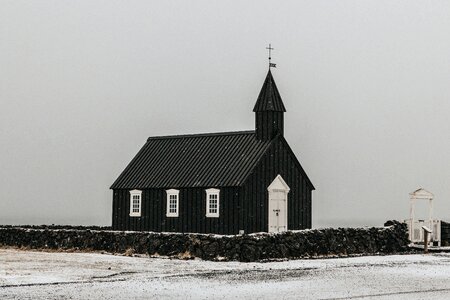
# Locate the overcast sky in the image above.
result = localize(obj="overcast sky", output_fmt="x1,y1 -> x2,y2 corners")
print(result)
1,1 -> 449,228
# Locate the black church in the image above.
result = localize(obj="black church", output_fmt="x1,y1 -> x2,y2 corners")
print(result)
110,69 -> 314,234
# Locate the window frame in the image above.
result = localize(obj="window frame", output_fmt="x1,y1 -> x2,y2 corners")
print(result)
166,189 -> 180,217
129,189 -> 142,217
205,188 -> 220,218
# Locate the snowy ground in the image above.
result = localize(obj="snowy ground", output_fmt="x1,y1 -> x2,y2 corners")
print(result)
1,248 -> 450,299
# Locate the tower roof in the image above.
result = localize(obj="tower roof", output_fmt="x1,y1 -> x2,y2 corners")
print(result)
253,70 -> 286,112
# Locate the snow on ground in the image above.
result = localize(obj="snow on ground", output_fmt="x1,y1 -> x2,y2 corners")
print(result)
1,248 -> 450,299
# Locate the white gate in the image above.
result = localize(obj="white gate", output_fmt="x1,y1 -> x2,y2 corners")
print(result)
405,188 -> 441,246
407,219 -> 441,245
268,175 -> 290,233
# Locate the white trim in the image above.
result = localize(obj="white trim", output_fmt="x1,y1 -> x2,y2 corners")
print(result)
166,189 -> 179,217
205,188 -> 220,218
129,189 -> 142,217
268,175 -> 289,233
267,174 -> 291,192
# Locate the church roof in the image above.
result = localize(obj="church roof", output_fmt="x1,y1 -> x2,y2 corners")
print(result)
110,131 -> 273,189
253,70 -> 286,112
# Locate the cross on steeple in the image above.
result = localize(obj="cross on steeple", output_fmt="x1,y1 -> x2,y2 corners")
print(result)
266,43 -> 276,68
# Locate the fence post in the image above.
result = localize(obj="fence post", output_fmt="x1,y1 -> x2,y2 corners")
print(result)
422,226 -> 432,254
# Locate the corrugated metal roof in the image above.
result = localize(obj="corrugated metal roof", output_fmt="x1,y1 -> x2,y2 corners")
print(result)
110,131 -> 273,189
253,70 -> 286,112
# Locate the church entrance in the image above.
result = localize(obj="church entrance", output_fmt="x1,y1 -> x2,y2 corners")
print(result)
268,175 -> 290,233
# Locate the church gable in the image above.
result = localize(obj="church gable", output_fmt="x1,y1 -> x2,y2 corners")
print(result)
241,135 -> 314,190
239,135 -> 314,233
277,136 -> 315,190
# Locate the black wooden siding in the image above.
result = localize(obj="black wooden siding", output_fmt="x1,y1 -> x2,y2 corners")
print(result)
255,111 -> 284,141
112,187 -> 241,234
112,134 -> 313,234
240,135 -> 313,233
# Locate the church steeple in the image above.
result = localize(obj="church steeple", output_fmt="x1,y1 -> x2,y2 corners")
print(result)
253,70 -> 286,140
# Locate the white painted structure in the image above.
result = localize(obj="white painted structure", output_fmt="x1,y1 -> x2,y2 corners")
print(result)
405,188 -> 441,246
268,175 -> 290,233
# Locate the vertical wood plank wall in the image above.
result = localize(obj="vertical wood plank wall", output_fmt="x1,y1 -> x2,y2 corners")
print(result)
255,111 -> 284,140
241,138 -> 313,233
112,187 -> 240,234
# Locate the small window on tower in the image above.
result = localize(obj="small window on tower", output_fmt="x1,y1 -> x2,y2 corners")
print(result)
166,189 -> 179,217
205,188 -> 220,218
129,190 -> 142,217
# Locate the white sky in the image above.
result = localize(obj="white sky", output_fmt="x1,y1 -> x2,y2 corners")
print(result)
1,1 -> 449,228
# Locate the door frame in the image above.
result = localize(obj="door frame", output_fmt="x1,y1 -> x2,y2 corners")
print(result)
267,175 -> 290,233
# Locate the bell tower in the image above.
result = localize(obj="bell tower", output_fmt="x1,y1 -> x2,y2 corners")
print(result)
253,70 -> 286,141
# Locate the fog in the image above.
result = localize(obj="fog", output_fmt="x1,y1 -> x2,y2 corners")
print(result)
1,1 -> 449,228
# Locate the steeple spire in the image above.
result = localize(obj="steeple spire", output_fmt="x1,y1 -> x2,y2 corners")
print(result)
253,70 -> 286,112
253,70 -> 286,141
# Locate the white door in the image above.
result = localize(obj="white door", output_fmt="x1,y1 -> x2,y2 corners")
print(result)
269,191 -> 287,232
268,175 -> 290,233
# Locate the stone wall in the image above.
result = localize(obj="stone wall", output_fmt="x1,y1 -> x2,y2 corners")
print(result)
0,221 -> 409,262
0,227 -> 149,254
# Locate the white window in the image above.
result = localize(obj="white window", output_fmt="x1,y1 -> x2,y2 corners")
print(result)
205,188 -> 220,218
129,190 -> 142,217
166,189 -> 179,217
